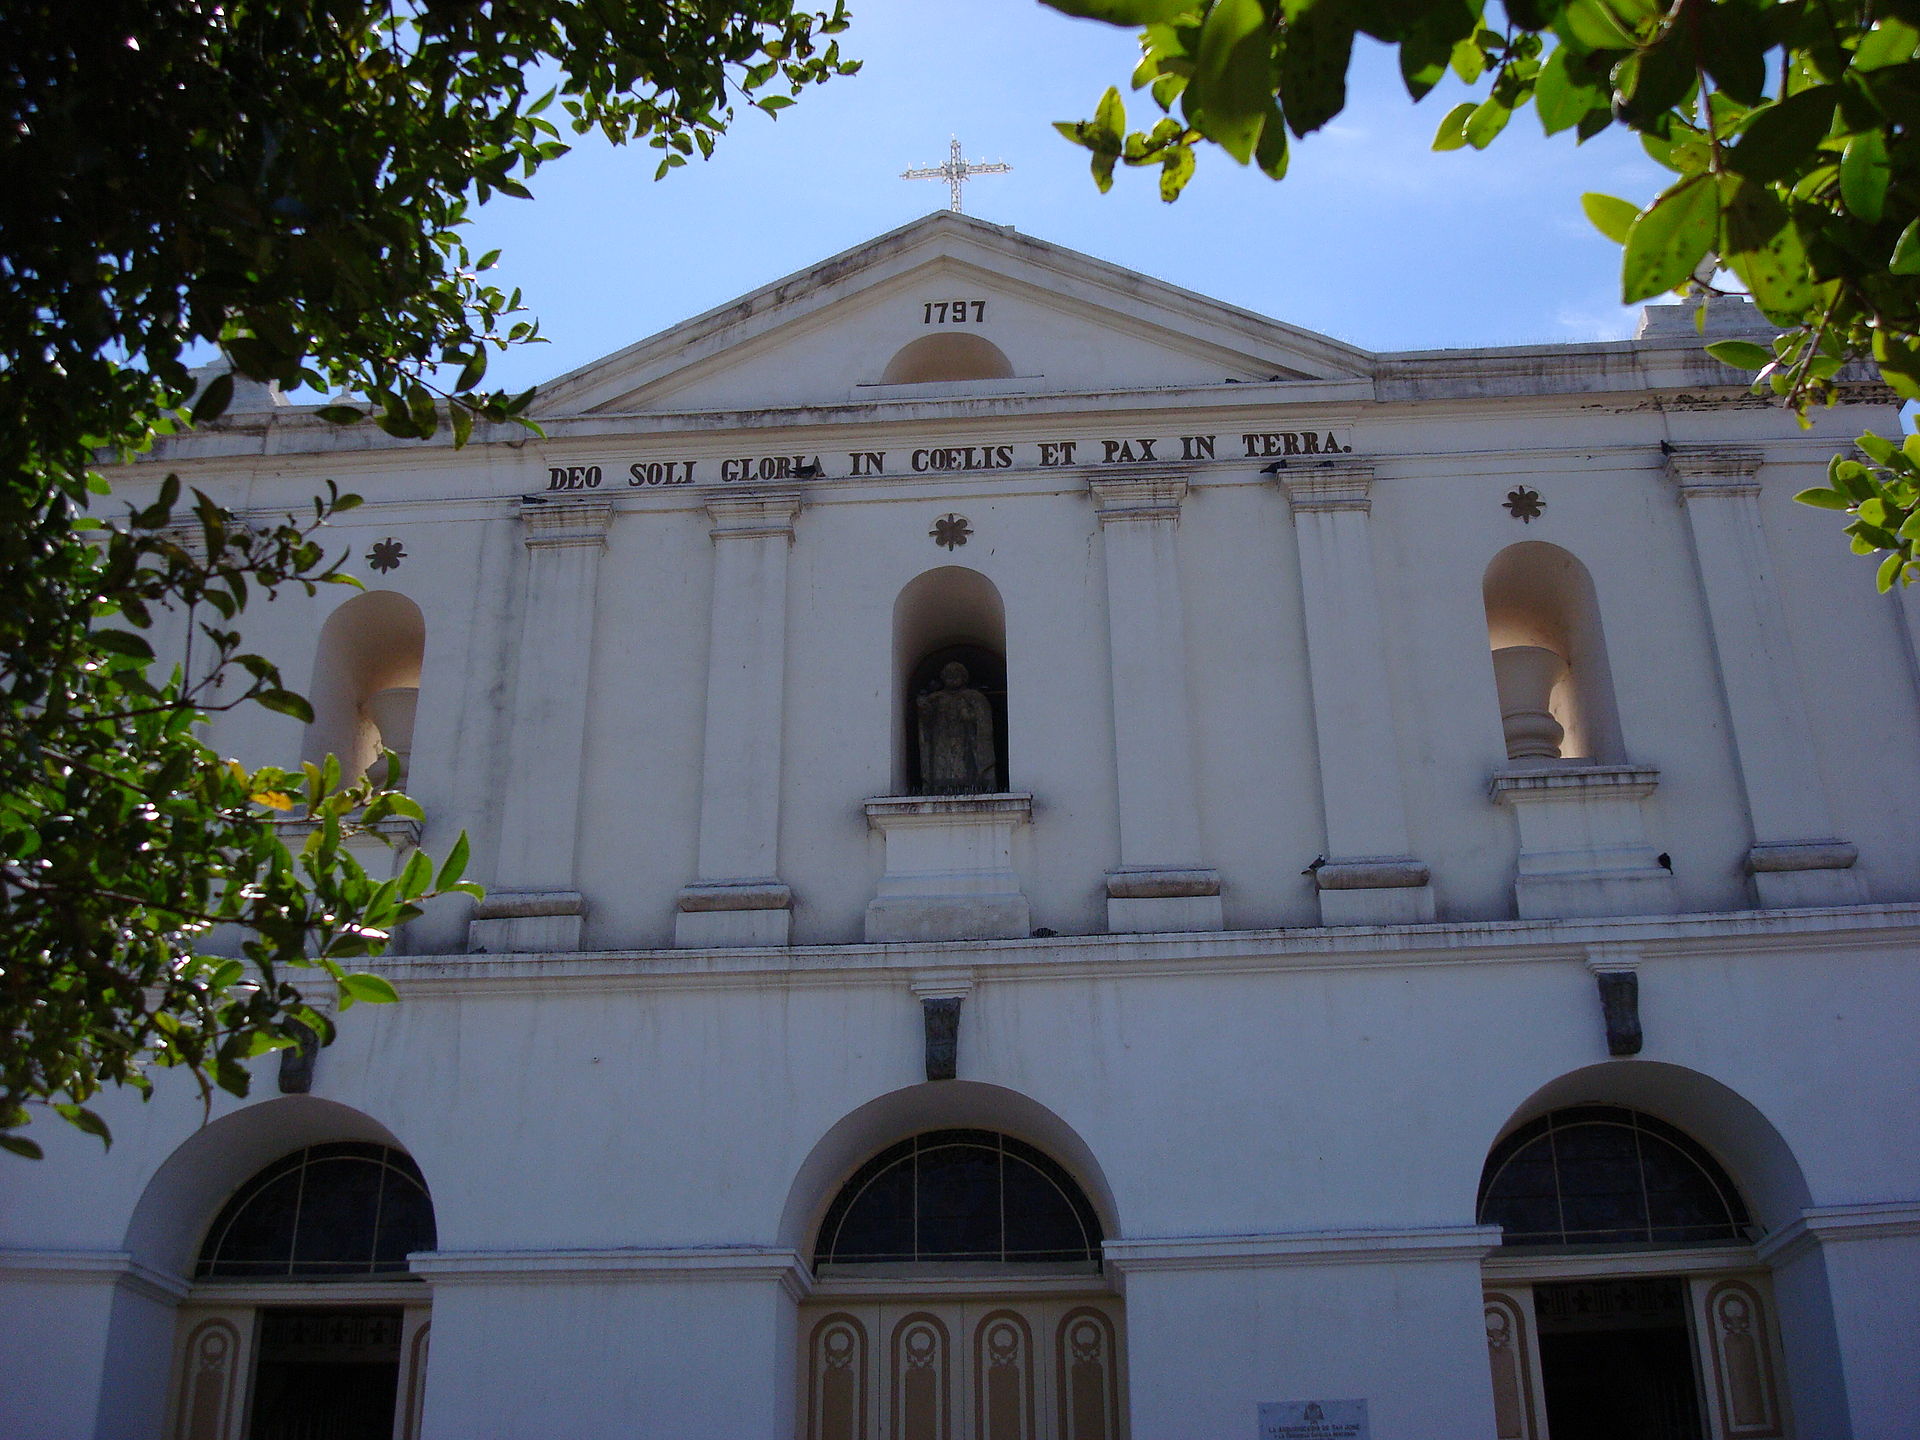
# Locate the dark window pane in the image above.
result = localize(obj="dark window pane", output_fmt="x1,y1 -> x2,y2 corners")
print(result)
371,1174 -> 438,1270
197,1144 -> 435,1281
826,1157 -> 916,1263
813,1129 -> 1101,1269
291,1158 -> 384,1274
1478,1110 -> 1749,1249
208,1168 -> 306,1276
1000,1156 -> 1091,1261
916,1143 -> 1000,1259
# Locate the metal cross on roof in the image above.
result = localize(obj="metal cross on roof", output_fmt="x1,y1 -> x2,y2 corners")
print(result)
901,137 -> 1011,214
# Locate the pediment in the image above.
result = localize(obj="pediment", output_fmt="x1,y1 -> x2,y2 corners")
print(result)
530,213 -> 1374,418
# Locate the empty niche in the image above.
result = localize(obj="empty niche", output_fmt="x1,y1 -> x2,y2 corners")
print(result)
1483,542 -> 1623,765
893,567 -> 1009,794
303,590 -> 426,783
880,332 -> 1015,386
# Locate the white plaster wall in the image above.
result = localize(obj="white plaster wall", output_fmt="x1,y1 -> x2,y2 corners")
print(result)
1120,1259 -> 1498,1440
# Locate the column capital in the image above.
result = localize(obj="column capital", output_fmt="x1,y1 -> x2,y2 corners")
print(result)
706,489 -> 801,542
1089,467 -> 1190,524
519,495 -> 612,550
1664,445 -> 1762,498
1281,463 -> 1375,516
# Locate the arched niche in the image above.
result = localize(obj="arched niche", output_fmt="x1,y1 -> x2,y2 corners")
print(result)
892,566 -> 1009,793
777,1082 -> 1121,1255
879,332 -> 1014,386
304,590 -> 426,782
1481,1060 -> 1812,1235
122,1096 -> 415,1280
1482,542 -> 1624,764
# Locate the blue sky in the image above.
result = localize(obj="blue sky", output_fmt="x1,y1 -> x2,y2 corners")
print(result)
463,0 -> 1673,392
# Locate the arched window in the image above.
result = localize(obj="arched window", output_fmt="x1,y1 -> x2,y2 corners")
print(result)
196,1142 -> 437,1280
815,1130 -> 1103,1269
304,590 -> 426,783
880,332 -> 1015,385
892,567 -> 1010,794
1483,542 -> 1623,765
1478,1106 -> 1752,1248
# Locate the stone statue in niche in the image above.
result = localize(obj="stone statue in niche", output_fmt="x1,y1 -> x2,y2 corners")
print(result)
916,661 -> 997,793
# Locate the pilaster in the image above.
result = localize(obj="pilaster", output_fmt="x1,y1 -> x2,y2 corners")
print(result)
468,496 -> 612,953
1090,469 -> 1222,932
1280,465 -> 1435,923
676,491 -> 801,947
1666,447 -> 1862,906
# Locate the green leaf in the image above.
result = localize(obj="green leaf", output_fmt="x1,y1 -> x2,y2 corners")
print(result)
1582,192 -> 1640,244
1722,181 -> 1814,323
1160,142 -> 1197,199
1858,432 -> 1899,465
397,848 -> 434,898
1877,552 -> 1906,592
1706,340 -> 1774,370
1189,0 -> 1275,160
1726,87 -> 1838,183
255,688 -> 316,723
1040,0 -> 1195,21
1463,96 -> 1512,149
190,372 -> 234,425
0,1134 -> 44,1160
1433,101 -> 1477,152
1794,486 -> 1855,510
1853,17 -> 1920,71
1892,220 -> 1920,275
1535,45 -> 1606,135
339,972 -> 400,1005
53,1104 -> 112,1146
1621,174 -> 1717,302
435,831 -> 472,890
314,405 -> 365,426
1840,129 -> 1890,223
91,629 -> 155,660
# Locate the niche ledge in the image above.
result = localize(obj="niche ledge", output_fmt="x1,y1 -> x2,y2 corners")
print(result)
1490,763 -> 1678,920
864,794 -> 1033,943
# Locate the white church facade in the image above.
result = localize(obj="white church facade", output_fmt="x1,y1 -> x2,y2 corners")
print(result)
4,213 -> 1918,1439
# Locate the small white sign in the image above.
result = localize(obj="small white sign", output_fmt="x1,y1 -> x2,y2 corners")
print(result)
1258,1398 -> 1369,1440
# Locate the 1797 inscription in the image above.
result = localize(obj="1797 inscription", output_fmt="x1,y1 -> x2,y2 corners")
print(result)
545,430 -> 1353,492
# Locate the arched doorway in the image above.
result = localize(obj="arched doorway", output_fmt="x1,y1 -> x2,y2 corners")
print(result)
167,1141 -> 437,1440
800,1129 -> 1126,1440
1478,1106 -> 1790,1440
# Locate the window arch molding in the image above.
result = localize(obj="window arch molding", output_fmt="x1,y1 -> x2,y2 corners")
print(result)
815,1128 -> 1105,1271
1477,1105 -> 1753,1248
777,1081 -> 1120,1257
1476,1060 -> 1813,1235
196,1140 -> 438,1280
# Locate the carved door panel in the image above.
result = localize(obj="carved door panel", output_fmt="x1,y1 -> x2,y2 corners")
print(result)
167,1306 -> 257,1440
801,1297 -> 1124,1440
1482,1287 -> 1549,1440
1688,1273 -> 1790,1440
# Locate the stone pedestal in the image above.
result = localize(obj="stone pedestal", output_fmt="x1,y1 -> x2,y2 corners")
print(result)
1490,764 -> 1678,919
1281,466 -> 1435,924
677,493 -> 801,947
864,794 -> 1032,943
1090,471 -> 1223,933
1667,448 -> 1862,907
469,497 -> 611,953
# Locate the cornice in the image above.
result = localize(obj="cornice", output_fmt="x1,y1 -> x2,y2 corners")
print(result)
1104,1224 -> 1500,1273
372,902 -> 1920,997
410,1246 -> 813,1300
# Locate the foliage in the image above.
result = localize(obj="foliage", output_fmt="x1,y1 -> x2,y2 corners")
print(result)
1046,0 -> 1920,586
1,1 -> 856,1157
